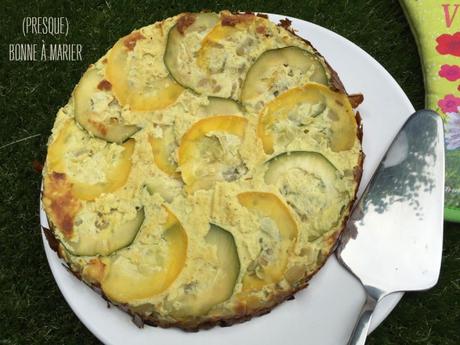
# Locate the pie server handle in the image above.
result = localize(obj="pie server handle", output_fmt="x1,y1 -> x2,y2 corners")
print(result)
346,293 -> 379,345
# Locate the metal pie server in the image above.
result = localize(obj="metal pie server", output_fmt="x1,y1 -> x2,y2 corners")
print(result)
336,110 -> 445,345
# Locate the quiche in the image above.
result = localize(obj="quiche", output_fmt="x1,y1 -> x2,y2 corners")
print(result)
42,11 -> 364,331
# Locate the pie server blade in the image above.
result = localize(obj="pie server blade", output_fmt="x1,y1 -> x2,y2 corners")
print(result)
336,110 -> 445,344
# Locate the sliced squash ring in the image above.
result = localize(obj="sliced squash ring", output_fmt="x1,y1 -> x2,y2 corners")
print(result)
100,207 -> 188,303
170,224 -> 240,317
241,46 -> 328,105
178,115 -> 248,190
64,208 -> 145,257
237,192 -> 297,291
164,13 -> 219,93
74,66 -> 140,143
107,32 -> 183,111
46,121 -> 135,201
149,126 -> 180,178
257,83 -> 357,154
197,97 -> 242,116
264,151 -> 349,236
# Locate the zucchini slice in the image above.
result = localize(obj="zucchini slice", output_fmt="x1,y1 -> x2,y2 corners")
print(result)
257,83 -> 357,154
164,13 -> 219,93
74,67 -> 140,143
101,208 -> 188,303
178,115 -> 248,190
265,151 -> 337,186
197,97 -> 242,116
106,31 -> 183,111
265,151 -> 349,235
170,224 -> 240,317
64,208 -> 145,256
237,192 -> 297,291
241,46 -> 328,109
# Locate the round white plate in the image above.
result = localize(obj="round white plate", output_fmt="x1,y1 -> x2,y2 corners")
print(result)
40,13 -> 415,345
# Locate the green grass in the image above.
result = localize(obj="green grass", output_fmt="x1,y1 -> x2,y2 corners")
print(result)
0,0 -> 458,344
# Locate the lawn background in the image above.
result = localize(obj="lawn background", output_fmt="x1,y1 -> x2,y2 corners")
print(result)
0,0 -> 459,344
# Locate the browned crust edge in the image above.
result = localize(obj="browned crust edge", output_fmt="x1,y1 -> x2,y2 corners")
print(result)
41,11 -> 365,332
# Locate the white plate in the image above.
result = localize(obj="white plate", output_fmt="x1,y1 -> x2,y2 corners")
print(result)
40,13 -> 415,345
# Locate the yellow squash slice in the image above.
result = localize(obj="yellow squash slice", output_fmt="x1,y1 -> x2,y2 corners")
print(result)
257,83 -> 357,154
101,208 -> 188,303
106,31 -> 183,111
178,115 -> 248,190
237,192 -> 297,291
46,121 -> 135,200
196,13 -> 261,70
149,126 -> 179,178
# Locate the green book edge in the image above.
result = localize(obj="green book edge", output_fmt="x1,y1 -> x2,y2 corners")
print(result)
400,0 -> 460,222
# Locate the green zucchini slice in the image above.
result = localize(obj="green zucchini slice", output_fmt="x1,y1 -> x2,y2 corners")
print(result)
63,207 -> 145,256
170,224 -> 240,317
74,67 -> 140,143
265,151 -> 337,186
197,97 -> 242,116
241,46 -> 328,109
164,13 -> 219,93
265,151 -> 349,236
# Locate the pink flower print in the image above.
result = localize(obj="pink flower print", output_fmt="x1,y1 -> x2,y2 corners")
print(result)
445,109 -> 460,150
438,94 -> 460,113
439,64 -> 460,81
436,32 -> 460,57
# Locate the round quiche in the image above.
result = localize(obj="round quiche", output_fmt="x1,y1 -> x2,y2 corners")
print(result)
42,11 -> 364,331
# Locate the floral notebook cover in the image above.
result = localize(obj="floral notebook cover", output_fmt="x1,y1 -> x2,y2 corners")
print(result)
401,0 -> 460,221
